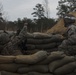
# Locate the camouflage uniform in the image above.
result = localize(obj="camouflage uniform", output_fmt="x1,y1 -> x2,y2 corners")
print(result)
1,25 -> 27,55
58,14 -> 76,55
59,24 -> 76,55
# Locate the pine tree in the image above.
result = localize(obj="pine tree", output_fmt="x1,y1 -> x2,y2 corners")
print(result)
57,0 -> 76,18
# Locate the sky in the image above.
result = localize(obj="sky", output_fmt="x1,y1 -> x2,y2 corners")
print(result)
0,0 -> 59,21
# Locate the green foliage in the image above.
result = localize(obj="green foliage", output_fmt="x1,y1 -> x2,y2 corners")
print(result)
57,0 -> 76,18
5,17 -> 56,32
0,3 -> 3,22
0,3 -> 5,30
32,3 -> 45,19
31,3 -> 56,32
1,3 -> 56,32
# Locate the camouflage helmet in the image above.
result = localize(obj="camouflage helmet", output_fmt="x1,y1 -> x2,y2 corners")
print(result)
63,14 -> 76,27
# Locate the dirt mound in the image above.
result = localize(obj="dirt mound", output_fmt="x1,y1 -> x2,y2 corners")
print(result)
46,12 -> 76,34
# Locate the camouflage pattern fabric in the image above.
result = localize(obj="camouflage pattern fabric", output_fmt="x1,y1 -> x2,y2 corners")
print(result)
1,26 -> 27,55
58,25 -> 76,55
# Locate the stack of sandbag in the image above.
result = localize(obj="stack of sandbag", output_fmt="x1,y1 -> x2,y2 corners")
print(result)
0,51 -> 51,75
26,32 -> 64,54
49,52 -> 76,75
0,51 -> 76,75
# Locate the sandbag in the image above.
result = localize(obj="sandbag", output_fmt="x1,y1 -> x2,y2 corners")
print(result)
26,32 -> 34,38
54,62 -> 76,75
17,65 -> 48,73
0,56 -> 15,64
33,32 -> 52,39
38,51 -> 65,65
27,38 -> 43,44
1,71 -> 20,75
15,51 -> 48,64
35,43 -> 57,49
27,43 -> 57,50
43,48 -> 58,53
27,32 -> 64,39
28,72 -> 53,75
49,56 -> 75,72
26,48 -> 58,55
45,34 -> 64,42
56,42 -> 62,46
26,44 -> 35,50
27,38 -> 63,44
0,64 -> 27,72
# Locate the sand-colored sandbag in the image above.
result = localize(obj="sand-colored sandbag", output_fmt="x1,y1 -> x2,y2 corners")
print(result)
51,51 -> 65,55
35,43 -> 57,49
27,38 -> 43,44
27,36 -> 63,44
26,43 -> 58,50
49,56 -> 75,72
17,65 -> 48,73
28,72 -> 53,75
38,51 -> 65,65
15,51 -> 48,64
26,32 -> 52,39
1,71 -> 21,75
0,64 -> 27,72
46,34 -> 64,42
33,32 -> 52,39
27,38 -> 55,44
0,56 -> 15,64
54,62 -> 76,75
26,32 -> 34,38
